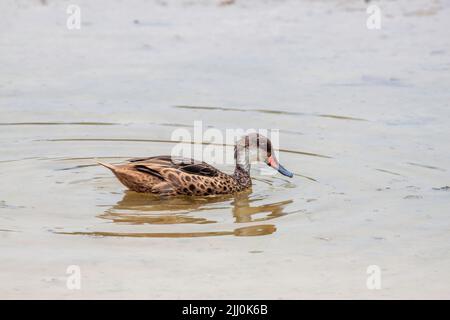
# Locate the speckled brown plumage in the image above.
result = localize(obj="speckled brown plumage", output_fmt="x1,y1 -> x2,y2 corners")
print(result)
98,155 -> 251,196
98,133 -> 293,196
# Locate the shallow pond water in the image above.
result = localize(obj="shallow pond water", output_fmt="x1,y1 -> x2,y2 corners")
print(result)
1,0 -> 449,299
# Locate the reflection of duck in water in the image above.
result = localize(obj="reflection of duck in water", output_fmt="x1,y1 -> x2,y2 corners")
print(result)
57,191 -> 295,238
100,190 -> 293,226
98,133 -> 293,196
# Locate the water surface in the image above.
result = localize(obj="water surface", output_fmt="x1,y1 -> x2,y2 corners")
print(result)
1,0 -> 449,299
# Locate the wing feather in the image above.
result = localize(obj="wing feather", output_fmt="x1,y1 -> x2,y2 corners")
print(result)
129,155 -> 220,178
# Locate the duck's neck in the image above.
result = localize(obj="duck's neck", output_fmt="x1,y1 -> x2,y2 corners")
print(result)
234,164 -> 251,188
234,151 -> 252,188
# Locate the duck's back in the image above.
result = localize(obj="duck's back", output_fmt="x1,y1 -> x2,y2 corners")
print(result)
100,155 -> 245,196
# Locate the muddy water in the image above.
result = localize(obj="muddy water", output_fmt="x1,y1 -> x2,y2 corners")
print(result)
1,0 -> 450,298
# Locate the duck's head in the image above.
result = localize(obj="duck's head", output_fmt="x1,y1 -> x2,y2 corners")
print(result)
235,133 -> 294,178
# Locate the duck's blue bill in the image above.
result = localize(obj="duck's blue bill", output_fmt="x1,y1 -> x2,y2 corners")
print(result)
277,163 -> 294,178
268,156 -> 294,178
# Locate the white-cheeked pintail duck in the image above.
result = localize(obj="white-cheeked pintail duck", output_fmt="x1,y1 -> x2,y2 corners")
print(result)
98,133 -> 293,196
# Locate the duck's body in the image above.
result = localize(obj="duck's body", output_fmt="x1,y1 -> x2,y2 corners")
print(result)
99,155 -> 251,196
99,133 -> 293,196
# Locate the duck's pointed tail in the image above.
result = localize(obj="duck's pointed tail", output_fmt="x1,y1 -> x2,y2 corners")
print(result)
97,161 -> 117,172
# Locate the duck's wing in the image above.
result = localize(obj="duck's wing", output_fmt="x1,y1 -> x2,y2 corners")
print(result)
115,155 -> 236,195
128,155 -> 220,178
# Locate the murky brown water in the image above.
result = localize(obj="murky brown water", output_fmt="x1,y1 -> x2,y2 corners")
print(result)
1,0 -> 449,299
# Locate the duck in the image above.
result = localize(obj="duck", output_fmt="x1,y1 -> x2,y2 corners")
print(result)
98,133 -> 293,196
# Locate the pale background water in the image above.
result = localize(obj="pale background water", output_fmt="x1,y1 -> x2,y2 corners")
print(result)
0,0 -> 449,298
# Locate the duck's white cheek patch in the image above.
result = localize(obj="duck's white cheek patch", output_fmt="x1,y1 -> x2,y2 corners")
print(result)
249,148 -> 260,163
